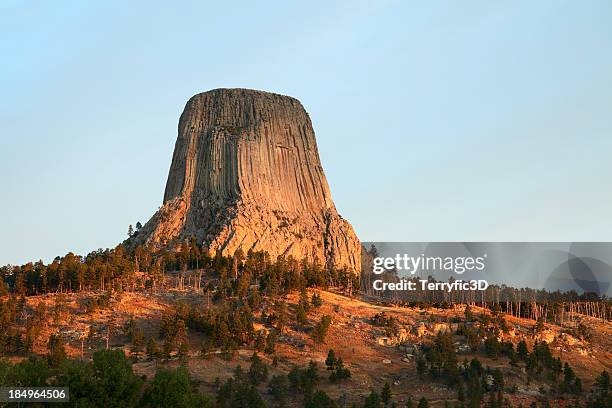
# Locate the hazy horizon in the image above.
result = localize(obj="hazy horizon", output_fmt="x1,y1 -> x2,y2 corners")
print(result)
2,1 -> 612,265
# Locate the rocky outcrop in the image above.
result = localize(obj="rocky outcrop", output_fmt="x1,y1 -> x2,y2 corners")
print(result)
135,88 -> 360,272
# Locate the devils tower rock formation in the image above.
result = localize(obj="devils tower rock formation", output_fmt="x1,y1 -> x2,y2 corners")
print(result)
135,88 -> 361,272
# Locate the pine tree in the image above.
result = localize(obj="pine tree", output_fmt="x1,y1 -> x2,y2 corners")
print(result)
146,337 -> 160,360
131,327 -> 145,351
47,334 -> 66,367
381,382 -> 392,406
141,366 -> 211,407
492,368 -> 504,391
329,357 -> 351,382
248,353 -> 269,385
264,330 -> 277,355
595,370 -> 610,393
458,383 -> 465,401
573,377 -> 582,394
326,349 -> 337,370
306,390 -> 338,408
268,374 -> 289,406
296,302 -> 308,328
363,391 -> 381,408
273,300 -> 288,333
464,304 -> 473,321
564,362 -> 576,384
509,349 -> 519,366
311,315 -> 332,345
517,339 -> 529,360
311,292 -> 323,309
299,287 -> 311,312
416,357 -> 427,379
162,337 -> 173,359
178,340 -> 189,364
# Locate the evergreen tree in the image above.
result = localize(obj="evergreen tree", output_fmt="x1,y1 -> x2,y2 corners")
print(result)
574,377 -> 582,395
517,340 -> 529,360
363,391 -> 382,408
178,340 -> 189,364
141,366 -> 212,407
306,390 -> 339,408
287,361 -> 319,399
592,370 -> 612,408
457,383 -> 465,402
311,292 -> 323,309
248,353 -> 269,385
131,327 -> 145,351
311,315 -> 332,345
595,370 -> 610,394
162,337 -> 174,359
272,300 -> 288,333
268,374 -> 289,406
299,287 -> 311,312
329,356 -> 351,382
509,349 -> 519,366
217,372 -> 266,408
296,302 -> 308,328
264,330 -> 277,355
464,304 -> 473,321
146,338 -> 160,360
416,357 -> 427,379
491,368 -> 504,391
326,349 -> 337,370
381,381 -> 392,406
90,349 -> 143,407
47,334 -> 67,367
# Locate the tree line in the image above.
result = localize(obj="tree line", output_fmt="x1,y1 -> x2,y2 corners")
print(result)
0,240 -> 358,297
362,245 -> 611,323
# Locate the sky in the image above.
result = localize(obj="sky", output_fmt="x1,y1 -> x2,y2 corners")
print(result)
1,1 -> 611,265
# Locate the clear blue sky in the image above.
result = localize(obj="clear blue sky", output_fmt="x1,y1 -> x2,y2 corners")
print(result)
1,1 -> 611,265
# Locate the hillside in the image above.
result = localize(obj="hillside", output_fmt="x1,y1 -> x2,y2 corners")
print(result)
6,288 -> 610,407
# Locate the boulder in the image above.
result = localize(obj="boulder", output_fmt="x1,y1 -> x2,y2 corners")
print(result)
430,323 -> 450,334
413,322 -> 427,337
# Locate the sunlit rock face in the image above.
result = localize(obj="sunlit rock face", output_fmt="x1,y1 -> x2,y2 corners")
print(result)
136,88 -> 360,273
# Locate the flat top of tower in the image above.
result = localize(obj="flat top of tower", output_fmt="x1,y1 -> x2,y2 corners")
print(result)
191,88 -> 302,104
